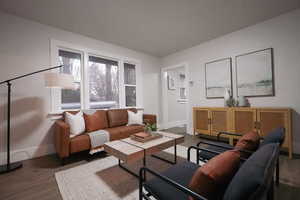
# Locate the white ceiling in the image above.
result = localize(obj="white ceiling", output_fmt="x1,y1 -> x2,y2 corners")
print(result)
0,0 -> 299,57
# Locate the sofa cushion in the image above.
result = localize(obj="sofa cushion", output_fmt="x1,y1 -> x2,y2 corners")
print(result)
144,161 -> 199,200
70,134 -> 90,153
107,109 -> 129,127
84,110 -> 108,132
235,131 -> 260,152
105,125 -> 144,140
120,125 -> 144,138
223,143 -> 279,200
189,150 -> 241,200
260,127 -> 285,147
105,127 -> 125,140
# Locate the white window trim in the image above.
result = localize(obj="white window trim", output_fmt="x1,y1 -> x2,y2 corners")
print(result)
49,39 -> 142,113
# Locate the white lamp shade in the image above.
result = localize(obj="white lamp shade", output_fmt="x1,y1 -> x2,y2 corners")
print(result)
44,73 -> 76,89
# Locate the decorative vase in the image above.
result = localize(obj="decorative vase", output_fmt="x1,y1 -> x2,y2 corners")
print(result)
224,89 -> 231,107
238,96 -> 247,107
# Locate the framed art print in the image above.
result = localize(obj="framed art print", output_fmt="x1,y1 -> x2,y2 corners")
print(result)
236,48 -> 274,97
205,58 -> 232,98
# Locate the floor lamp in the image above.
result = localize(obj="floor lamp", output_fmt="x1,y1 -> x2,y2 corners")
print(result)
0,65 -> 75,174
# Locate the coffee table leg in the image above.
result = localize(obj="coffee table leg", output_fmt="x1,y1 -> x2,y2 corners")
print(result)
151,140 -> 177,164
118,153 -> 146,179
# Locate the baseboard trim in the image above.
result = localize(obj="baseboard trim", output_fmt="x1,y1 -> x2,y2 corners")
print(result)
0,144 -> 55,165
161,120 -> 187,130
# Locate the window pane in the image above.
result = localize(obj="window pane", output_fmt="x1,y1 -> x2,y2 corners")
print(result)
88,56 -> 119,109
125,86 -> 136,107
124,63 -> 136,85
59,50 -> 81,110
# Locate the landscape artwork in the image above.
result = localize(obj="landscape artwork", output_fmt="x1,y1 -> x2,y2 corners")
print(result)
236,48 -> 274,97
205,58 -> 232,98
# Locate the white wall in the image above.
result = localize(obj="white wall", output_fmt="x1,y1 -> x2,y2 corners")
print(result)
166,67 -> 186,126
0,11 -> 161,164
162,9 -> 300,153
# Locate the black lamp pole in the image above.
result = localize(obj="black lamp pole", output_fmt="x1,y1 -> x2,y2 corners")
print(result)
0,65 -> 63,174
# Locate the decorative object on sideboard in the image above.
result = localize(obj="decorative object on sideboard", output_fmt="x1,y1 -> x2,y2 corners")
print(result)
224,89 -> 236,107
236,48 -> 274,97
237,95 -> 250,107
205,57 -> 232,98
0,65 -> 75,174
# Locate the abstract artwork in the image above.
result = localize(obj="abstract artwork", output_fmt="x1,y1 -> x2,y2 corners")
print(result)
236,48 -> 274,97
205,58 -> 232,98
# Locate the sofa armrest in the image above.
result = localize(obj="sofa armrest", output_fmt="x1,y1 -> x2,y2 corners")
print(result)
55,120 -> 71,159
143,114 -> 157,125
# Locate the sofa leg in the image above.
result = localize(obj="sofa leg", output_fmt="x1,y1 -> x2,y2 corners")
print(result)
61,158 -> 66,166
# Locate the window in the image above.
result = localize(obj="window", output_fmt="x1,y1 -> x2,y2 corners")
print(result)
59,50 -> 82,109
124,63 -> 136,107
51,40 -> 140,112
88,56 -> 119,109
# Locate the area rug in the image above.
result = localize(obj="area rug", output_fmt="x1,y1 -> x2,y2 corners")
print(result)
55,145 -> 199,200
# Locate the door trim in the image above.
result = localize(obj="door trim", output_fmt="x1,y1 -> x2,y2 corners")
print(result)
161,62 -> 190,133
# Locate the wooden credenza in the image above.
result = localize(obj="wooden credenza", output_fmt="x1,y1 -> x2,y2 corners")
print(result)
193,107 -> 293,158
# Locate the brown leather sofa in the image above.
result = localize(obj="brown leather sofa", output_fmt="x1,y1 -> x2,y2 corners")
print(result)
55,108 -> 156,163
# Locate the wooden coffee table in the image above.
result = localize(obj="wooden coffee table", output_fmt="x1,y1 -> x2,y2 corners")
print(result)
104,131 -> 184,178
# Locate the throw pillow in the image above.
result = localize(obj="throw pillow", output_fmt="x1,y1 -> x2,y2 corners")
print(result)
65,111 -> 85,138
235,131 -> 260,152
127,110 -> 143,126
84,110 -> 108,132
189,150 -> 241,200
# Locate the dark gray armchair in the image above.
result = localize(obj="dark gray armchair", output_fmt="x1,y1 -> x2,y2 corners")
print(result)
139,143 -> 280,200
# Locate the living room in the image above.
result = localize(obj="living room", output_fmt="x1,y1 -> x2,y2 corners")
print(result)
0,1 -> 300,200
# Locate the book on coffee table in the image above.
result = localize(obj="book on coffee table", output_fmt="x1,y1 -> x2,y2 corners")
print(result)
134,132 -> 151,139
131,132 -> 162,143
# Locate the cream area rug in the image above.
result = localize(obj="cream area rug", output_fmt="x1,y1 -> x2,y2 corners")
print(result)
55,145 -> 200,200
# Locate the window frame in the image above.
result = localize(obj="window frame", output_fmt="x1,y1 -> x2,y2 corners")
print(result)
123,61 -> 138,108
50,39 -> 141,113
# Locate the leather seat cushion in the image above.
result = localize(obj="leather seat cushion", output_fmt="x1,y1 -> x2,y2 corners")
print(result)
70,134 -> 91,153
105,125 -> 144,140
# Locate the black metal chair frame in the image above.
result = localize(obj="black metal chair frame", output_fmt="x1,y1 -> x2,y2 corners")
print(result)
139,145 -> 248,200
197,131 -> 280,186
139,143 -> 278,200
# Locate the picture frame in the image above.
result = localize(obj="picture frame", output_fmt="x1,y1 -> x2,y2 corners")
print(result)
205,58 -> 232,99
167,75 -> 176,90
236,48 -> 274,97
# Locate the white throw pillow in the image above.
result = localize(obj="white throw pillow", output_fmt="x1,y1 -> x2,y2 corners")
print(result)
127,110 -> 144,126
65,111 -> 86,138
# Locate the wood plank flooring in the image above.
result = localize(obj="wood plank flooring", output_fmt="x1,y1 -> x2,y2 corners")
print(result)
0,130 -> 299,200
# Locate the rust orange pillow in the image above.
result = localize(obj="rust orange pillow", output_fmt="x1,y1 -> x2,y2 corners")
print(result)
189,150 -> 241,200
83,110 -> 108,132
235,131 -> 260,152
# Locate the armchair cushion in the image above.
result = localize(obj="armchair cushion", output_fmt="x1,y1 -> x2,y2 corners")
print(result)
235,131 -> 260,152
144,161 -> 199,200
189,150 -> 240,199
223,143 -> 279,200
260,127 -> 285,147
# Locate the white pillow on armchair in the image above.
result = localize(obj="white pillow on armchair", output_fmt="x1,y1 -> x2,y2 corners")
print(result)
127,110 -> 144,126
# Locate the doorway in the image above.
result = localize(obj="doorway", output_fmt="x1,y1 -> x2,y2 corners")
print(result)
161,63 -> 189,134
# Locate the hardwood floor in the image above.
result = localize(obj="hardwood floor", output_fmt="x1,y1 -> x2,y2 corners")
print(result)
0,128 -> 299,200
